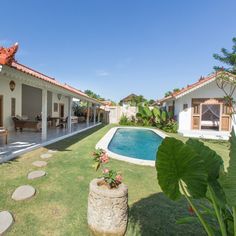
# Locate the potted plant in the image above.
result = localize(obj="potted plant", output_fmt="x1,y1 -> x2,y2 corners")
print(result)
87,149 -> 128,236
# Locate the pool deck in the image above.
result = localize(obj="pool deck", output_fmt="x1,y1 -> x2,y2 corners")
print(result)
0,122 -> 102,163
96,126 -> 167,166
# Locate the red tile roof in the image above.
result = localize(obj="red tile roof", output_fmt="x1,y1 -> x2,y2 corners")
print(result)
0,43 -> 103,104
158,71 -> 236,104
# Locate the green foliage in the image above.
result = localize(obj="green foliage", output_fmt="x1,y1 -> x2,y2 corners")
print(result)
165,88 -> 180,97
91,149 -> 122,189
213,37 -> 236,74
135,105 -> 178,133
162,120 -> 178,133
157,138 -> 208,200
84,89 -> 116,104
72,101 -> 86,116
119,115 -> 136,126
156,132 -> 236,236
119,94 -> 155,106
84,89 -> 103,100
165,91 -> 172,97
221,129 -> 236,206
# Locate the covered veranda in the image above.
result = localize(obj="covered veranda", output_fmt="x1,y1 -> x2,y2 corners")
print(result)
0,122 -> 101,163
0,44 -> 105,163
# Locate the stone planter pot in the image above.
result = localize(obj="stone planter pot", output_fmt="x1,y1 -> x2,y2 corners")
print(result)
88,178 -> 128,236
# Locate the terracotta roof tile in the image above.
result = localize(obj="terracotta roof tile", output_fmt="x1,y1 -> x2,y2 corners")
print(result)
158,71 -> 236,104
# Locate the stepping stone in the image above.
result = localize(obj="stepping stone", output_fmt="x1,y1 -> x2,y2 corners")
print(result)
32,161 -> 47,167
0,211 -> 14,235
48,149 -> 58,154
28,170 -> 46,180
12,185 -> 36,201
40,153 -> 52,159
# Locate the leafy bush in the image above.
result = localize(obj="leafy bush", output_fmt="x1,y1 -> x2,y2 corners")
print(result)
136,105 -> 178,133
119,115 -> 129,125
162,120 -> 178,133
119,115 -> 136,126
156,130 -> 236,236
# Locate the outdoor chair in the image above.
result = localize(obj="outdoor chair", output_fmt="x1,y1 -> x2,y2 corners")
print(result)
12,116 -> 41,132
58,117 -> 68,128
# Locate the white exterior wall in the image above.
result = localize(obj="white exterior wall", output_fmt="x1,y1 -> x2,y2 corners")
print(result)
51,93 -> 69,118
107,106 -> 138,124
0,74 -> 22,130
0,73 -> 70,130
173,80 -> 236,137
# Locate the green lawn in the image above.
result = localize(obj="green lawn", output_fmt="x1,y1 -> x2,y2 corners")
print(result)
0,125 -> 230,236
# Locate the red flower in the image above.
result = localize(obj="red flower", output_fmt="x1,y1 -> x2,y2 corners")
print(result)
100,153 -> 109,163
115,174 -> 122,183
103,168 -> 109,174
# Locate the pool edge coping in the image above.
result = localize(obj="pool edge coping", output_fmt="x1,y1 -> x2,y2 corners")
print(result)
96,126 -> 168,167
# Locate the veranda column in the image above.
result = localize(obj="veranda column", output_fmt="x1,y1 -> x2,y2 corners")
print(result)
67,96 -> 72,133
93,105 -> 96,124
86,102 -> 90,125
98,108 -> 101,123
41,88 -> 48,141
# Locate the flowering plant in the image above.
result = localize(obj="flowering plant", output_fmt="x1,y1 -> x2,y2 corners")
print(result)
92,149 -> 122,189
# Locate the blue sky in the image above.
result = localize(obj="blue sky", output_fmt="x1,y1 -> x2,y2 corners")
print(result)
1,0 -> 236,102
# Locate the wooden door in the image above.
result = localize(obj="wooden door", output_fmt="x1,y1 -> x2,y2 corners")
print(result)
59,104 -> 64,118
221,103 -> 231,131
0,96 -> 3,127
192,99 -> 201,130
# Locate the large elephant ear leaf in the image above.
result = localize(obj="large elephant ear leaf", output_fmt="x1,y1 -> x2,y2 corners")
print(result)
186,139 -> 223,181
186,139 -> 226,207
156,137 -> 207,201
222,129 -> 236,206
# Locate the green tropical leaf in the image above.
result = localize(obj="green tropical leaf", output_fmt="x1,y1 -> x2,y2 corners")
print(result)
161,110 -> 167,122
186,139 -> 226,208
156,137 -> 208,200
176,216 -> 198,225
143,106 -> 152,118
152,107 -> 161,117
222,129 -> 236,206
186,139 -> 223,181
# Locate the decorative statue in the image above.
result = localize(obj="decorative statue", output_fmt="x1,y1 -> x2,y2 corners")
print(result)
0,43 -> 18,65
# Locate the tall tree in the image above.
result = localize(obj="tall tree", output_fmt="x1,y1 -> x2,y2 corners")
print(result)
213,37 -> 236,74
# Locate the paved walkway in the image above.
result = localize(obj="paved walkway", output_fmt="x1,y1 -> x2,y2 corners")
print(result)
0,122 -> 100,163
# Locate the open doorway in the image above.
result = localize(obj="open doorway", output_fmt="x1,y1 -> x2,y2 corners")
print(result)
59,104 -> 65,118
201,104 -> 220,131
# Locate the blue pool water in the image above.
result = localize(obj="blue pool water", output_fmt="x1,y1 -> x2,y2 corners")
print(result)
108,128 -> 163,161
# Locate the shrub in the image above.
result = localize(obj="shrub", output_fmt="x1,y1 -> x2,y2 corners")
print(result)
119,115 -> 136,126
162,120 -> 178,133
119,115 -> 129,125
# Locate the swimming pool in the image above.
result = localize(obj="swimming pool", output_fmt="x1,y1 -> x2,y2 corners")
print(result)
108,128 -> 163,161
96,127 -> 167,166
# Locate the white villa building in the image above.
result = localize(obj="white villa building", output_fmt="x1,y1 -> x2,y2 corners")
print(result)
159,71 -> 236,140
0,43 -> 104,162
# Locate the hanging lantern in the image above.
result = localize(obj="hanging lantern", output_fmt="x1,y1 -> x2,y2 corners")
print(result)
57,94 -> 62,100
9,80 -> 16,91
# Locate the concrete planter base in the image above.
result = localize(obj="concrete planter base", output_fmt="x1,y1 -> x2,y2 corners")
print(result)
88,178 -> 128,236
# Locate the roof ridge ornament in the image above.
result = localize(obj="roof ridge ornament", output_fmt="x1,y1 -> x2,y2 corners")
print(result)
0,43 -> 19,65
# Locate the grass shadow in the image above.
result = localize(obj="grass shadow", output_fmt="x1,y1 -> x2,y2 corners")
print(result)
46,124 -> 106,152
126,193 -> 206,236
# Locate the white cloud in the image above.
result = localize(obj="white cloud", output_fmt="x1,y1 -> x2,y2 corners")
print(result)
96,70 -> 110,77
